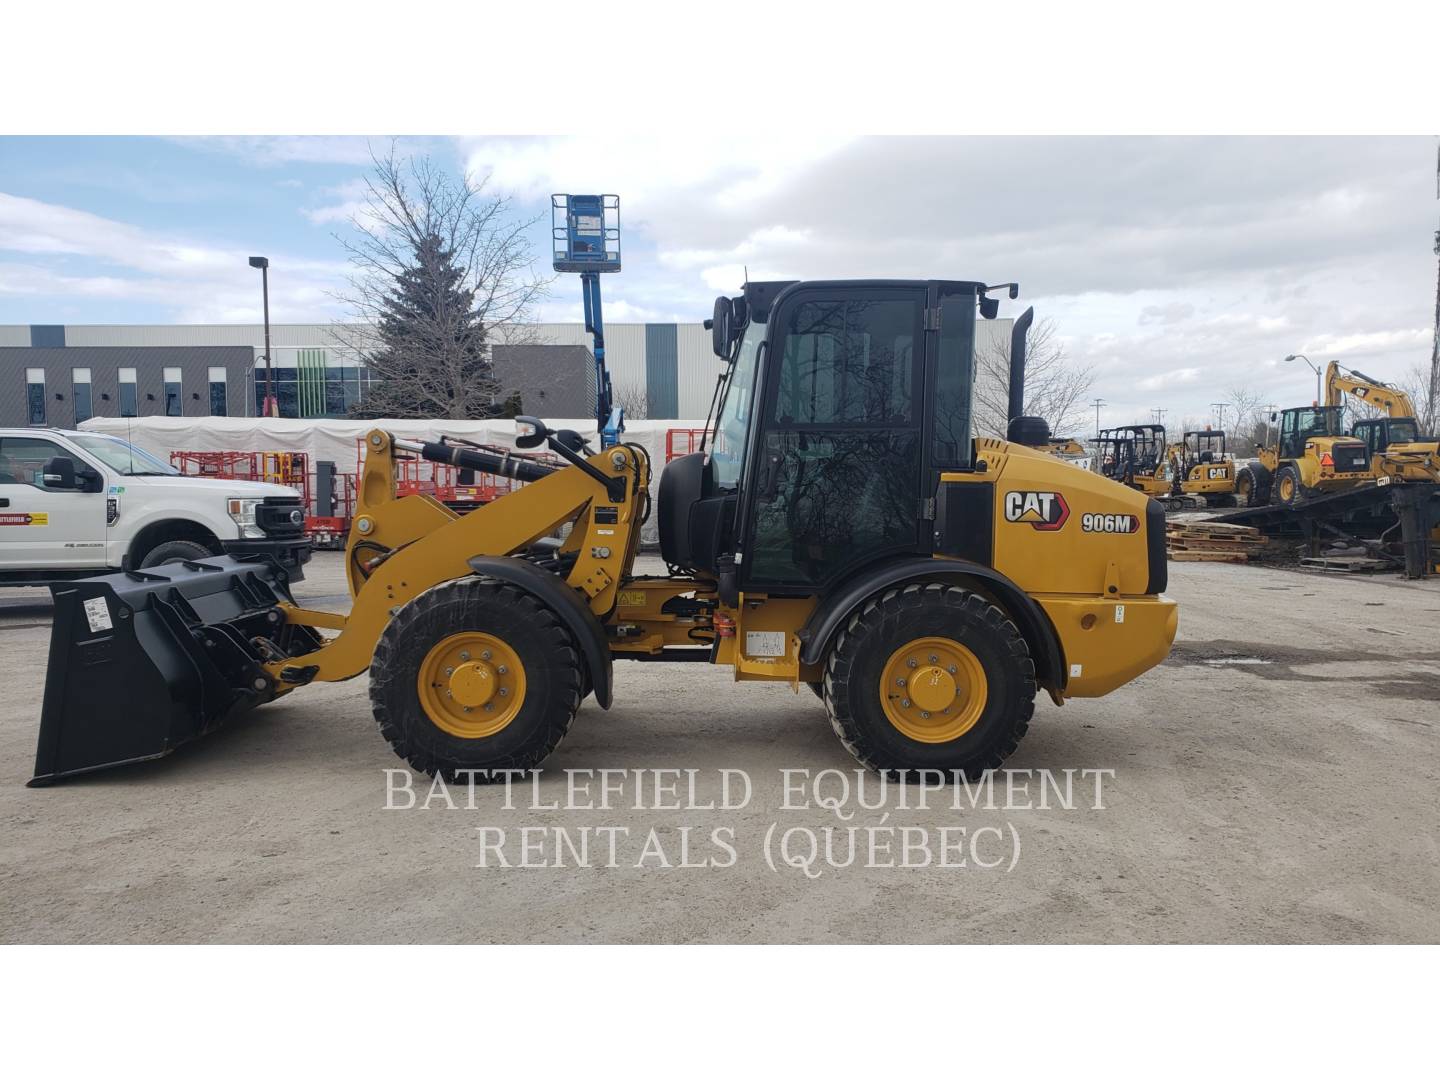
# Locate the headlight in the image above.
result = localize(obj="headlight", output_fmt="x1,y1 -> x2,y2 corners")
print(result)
227,497 -> 266,539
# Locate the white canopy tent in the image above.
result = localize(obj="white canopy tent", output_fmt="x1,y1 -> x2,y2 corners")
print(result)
79,416 -> 695,544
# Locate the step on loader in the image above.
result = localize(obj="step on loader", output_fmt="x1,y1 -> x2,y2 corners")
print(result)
31,279 -> 1177,786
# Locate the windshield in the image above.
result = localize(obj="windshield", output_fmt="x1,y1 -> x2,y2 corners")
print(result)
1294,407 -> 1343,439
710,318 -> 765,488
1388,418 -> 1421,443
71,434 -> 179,476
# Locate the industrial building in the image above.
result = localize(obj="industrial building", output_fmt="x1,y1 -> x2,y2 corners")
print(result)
0,316 -> 1011,427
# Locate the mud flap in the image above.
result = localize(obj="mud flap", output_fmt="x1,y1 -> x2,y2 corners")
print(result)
29,557 -> 322,786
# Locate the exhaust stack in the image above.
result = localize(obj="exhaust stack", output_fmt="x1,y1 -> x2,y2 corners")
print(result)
1005,306 -> 1050,446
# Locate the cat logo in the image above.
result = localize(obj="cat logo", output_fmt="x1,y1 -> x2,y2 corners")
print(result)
1003,490 -> 1070,531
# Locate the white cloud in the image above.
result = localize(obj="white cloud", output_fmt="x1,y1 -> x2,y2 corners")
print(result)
0,191 -> 350,323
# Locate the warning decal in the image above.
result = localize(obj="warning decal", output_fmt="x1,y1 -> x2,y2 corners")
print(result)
83,596 -> 114,633
0,512 -> 48,526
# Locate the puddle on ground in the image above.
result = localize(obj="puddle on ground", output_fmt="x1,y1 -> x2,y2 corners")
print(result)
1165,639 -> 1440,700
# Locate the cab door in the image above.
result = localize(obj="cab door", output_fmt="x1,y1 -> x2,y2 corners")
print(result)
740,284 -> 927,591
0,436 -> 107,569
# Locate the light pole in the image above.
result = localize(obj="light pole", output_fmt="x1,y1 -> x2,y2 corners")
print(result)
1092,397 -> 1106,438
1284,353 -> 1321,405
1210,402 -> 1228,430
249,256 -> 276,417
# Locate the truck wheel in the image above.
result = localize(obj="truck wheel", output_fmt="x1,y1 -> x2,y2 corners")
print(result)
823,583 -> 1036,779
370,576 -> 583,781
1272,464 -> 1304,506
139,539 -> 213,568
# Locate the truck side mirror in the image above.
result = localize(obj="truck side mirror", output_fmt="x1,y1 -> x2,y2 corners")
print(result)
41,456 -> 76,489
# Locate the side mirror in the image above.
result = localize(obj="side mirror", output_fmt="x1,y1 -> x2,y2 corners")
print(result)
711,297 -> 734,358
41,456 -> 77,489
515,415 -> 549,450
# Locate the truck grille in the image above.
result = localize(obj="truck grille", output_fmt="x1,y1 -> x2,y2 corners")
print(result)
257,497 -> 306,538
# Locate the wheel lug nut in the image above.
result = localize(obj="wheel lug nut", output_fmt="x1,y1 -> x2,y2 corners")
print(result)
463,706 -> 471,713
497,665 -> 508,675
896,677 -> 906,687
901,698 -> 911,708
444,667 -> 453,676
499,688 -> 508,697
484,703 -> 493,711
481,650 -> 492,660
459,651 -> 470,661
920,711 -> 931,719
928,654 -> 938,663
907,659 -> 917,668
948,665 -> 957,674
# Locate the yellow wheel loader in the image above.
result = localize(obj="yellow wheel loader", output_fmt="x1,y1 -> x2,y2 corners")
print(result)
1093,425 -> 1171,498
1166,429 -> 1238,509
1244,405 -> 1373,506
31,280 -> 1177,786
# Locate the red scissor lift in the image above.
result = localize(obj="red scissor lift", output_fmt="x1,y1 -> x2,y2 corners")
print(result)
665,428 -> 707,463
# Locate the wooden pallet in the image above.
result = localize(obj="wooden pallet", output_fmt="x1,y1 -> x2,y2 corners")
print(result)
1170,551 -> 1249,563
1297,555 -> 1396,574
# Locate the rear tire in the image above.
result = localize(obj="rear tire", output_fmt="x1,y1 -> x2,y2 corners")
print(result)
369,576 -> 582,781
823,583 -> 1036,779
139,539 -> 213,568
1272,464 -> 1303,506
1236,462 -> 1270,508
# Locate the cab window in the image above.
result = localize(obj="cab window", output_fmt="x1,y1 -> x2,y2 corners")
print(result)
0,437 -> 89,490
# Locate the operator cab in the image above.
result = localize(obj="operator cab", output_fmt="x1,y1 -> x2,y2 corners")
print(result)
1352,416 -> 1422,456
1094,425 -> 1166,485
1181,429 -> 1228,470
659,278 -> 1012,598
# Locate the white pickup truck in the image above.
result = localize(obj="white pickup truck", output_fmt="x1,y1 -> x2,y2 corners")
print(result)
0,427 -> 311,585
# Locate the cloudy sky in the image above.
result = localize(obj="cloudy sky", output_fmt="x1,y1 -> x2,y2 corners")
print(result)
0,135 -> 1435,425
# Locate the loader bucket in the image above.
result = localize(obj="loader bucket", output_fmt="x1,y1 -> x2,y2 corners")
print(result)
29,556 -> 321,786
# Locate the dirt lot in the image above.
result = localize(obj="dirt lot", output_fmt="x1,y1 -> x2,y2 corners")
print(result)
2,553 -> 1437,943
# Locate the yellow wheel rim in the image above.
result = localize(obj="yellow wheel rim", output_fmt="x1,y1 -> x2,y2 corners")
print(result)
1279,474 -> 1295,501
880,636 -> 988,743
416,632 -> 525,739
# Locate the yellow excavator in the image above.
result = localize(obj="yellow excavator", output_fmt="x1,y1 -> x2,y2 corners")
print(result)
1325,361 -> 1439,485
1166,428 -> 1238,508
30,280 -> 1177,786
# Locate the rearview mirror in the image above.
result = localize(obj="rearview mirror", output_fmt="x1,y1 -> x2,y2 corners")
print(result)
515,415 -> 549,450
711,297 -> 733,358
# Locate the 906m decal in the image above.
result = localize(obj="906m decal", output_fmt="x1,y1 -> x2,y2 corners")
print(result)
1003,490 -> 1070,531
1081,512 -> 1140,533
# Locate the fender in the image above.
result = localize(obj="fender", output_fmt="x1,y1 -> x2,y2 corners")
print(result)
466,555 -> 613,709
795,556 -> 1066,691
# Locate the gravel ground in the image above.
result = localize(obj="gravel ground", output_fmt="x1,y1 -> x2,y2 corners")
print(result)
2,552 -> 1437,943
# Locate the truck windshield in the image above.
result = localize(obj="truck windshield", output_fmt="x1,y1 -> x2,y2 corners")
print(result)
71,434 -> 179,476
710,318 -> 764,489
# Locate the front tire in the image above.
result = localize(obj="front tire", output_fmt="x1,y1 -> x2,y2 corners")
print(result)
1236,462 -> 1270,507
139,539 -> 213,567
370,576 -> 582,781
823,583 -> 1036,779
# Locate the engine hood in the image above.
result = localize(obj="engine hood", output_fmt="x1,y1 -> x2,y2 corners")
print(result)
120,475 -> 302,500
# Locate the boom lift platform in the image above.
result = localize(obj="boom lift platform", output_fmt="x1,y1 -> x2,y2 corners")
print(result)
553,194 -> 623,447
30,277 -> 1178,786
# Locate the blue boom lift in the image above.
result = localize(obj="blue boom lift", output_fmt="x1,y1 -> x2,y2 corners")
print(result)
552,194 -> 623,446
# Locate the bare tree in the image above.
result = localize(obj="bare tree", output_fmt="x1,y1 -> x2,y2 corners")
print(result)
1223,383 -> 1273,456
334,146 -> 550,419
1399,360 -> 1439,433
611,382 -> 649,421
973,317 -> 1094,438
